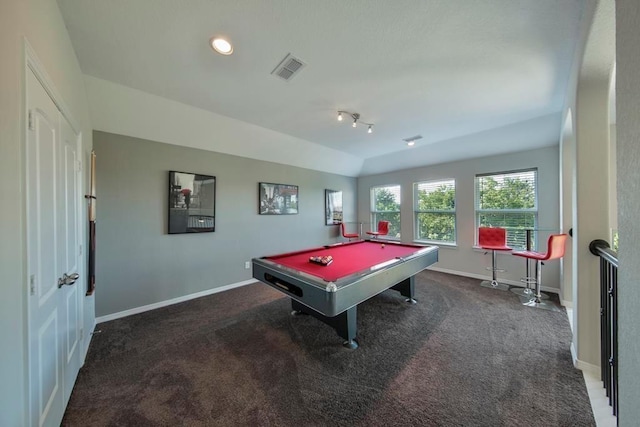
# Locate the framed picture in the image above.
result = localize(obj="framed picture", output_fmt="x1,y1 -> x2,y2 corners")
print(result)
325,189 -> 343,225
259,182 -> 299,215
168,171 -> 216,234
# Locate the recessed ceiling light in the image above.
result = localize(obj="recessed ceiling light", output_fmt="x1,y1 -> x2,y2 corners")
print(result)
210,37 -> 233,55
403,135 -> 423,147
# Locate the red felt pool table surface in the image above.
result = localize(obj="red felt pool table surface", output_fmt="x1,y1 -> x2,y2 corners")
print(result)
264,240 -> 427,282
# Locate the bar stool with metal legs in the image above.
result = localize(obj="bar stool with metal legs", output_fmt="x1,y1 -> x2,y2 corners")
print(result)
340,222 -> 359,242
478,227 -> 512,291
511,234 -> 568,311
510,229 -> 548,300
366,220 -> 389,239
511,258 -> 539,298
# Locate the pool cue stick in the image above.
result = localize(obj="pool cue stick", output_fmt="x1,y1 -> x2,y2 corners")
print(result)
85,150 -> 97,296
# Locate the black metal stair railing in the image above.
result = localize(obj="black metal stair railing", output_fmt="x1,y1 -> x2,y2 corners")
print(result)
589,239 -> 618,417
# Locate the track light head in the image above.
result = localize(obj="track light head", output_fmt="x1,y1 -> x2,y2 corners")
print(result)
336,111 -> 373,134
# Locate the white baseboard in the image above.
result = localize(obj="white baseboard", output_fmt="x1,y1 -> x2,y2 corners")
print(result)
96,279 -> 257,324
571,342 -> 600,376
426,266 -> 560,294
561,299 -> 573,308
571,344 -> 601,377
96,269 -> 561,323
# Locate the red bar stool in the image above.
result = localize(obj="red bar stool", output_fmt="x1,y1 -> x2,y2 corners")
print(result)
478,227 -> 512,291
510,229 -> 548,300
366,220 -> 389,239
511,234 -> 567,311
340,222 -> 359,242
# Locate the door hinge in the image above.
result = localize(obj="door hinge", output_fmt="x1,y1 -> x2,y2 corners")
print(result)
30,274 -> 36,295
28,110 -> 34,131
77,160 -> 82,173
79,244 -> 83,255
80,328 -> 84,340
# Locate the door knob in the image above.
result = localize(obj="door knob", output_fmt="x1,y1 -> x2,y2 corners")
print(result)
58,272 -> 79,288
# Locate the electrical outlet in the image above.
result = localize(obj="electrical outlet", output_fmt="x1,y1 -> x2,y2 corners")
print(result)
245,261 -> 251,269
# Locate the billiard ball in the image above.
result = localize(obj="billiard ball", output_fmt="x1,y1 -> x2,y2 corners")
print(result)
381,244 -> 385,248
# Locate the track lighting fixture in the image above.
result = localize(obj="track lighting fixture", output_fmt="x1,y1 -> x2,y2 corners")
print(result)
337,111 -> 373,134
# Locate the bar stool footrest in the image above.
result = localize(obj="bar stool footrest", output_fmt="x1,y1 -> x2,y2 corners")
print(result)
520,276 -> 537,285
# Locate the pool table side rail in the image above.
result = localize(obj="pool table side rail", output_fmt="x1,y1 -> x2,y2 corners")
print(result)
252,245 -> 438,317
260,239 -> 430,261
253,257 -> 332,290
257,240 -> 436,289
260,240 -> 364,260
328,246 -> 438,315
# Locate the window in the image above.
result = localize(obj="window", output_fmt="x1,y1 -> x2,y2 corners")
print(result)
475,169 -> 537,250
414,179 -> 456,244
371,185 -> 401,239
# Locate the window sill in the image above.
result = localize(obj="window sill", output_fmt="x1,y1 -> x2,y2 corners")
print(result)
414,240 -> 457,248
365,236 -> 401,242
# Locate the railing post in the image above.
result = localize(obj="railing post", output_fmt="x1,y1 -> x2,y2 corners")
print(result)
589,239 -> 610,255
589,239 -> 618,418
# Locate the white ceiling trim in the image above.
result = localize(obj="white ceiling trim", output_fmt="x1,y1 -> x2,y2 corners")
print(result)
84,76 -> 364,177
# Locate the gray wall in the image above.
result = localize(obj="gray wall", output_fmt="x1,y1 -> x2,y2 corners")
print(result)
616,0 -> 640,424
94,131 -> 357,317
357,146 -> 561,289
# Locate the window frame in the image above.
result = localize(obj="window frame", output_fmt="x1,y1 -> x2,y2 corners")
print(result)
474,168 -> 538,251
370,184 -> 401,240
413,179 -> 457,245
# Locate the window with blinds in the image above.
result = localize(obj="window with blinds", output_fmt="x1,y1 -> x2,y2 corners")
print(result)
371,185 -> 401,239
475,169 -> 538,250
413,179 -> 456,244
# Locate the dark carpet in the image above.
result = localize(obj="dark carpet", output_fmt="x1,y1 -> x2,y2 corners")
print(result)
62,270 -> 595,426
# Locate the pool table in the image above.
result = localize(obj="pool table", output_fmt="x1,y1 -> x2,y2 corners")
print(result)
252,240 -> 438,348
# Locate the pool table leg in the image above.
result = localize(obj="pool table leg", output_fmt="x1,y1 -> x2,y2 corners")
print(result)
391,276 -> 417,304
291,300 -> 359,349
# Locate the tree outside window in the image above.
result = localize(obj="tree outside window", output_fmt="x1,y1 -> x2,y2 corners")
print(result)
475,169 -> 538,250
414,179 -> 456,244
371,185 -> 401,239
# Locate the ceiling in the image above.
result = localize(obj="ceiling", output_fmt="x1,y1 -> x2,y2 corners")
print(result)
57,0 -> 589,175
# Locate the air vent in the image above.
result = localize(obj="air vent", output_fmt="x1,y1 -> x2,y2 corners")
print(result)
271,53 -> 306,81
403,135 -> 423,143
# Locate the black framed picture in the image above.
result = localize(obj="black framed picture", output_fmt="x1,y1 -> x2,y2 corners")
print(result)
259,182 -> 299,215
325,189 -> 343,225
168,171 -> 216,234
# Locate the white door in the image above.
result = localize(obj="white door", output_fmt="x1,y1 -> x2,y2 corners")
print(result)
60,110 -> 82,405
26,68 -> 82,427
